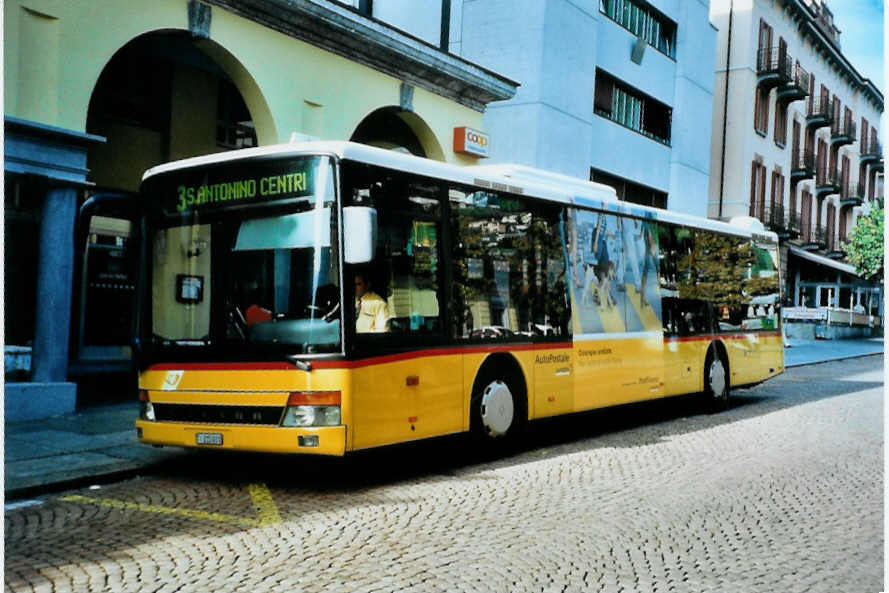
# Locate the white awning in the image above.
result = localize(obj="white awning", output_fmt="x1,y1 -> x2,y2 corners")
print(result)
788,246 -> 857,275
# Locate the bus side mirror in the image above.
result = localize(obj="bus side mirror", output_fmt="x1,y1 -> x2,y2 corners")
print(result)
343,206 -> 377,264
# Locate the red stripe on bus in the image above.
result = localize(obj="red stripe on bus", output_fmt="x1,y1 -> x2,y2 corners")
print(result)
146,333 -> 780,372
147,342 -> 572,372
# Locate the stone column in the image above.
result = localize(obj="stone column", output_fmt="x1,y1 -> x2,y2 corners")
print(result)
31,185 -> 78,383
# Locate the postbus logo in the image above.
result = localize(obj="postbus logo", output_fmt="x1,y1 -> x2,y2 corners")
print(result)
454,126 -> 490,158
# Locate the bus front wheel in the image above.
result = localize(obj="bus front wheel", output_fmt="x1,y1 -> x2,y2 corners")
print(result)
703,347 -> 729,412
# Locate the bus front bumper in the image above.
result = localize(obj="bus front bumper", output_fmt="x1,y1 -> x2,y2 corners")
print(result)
135,420 -> 347,456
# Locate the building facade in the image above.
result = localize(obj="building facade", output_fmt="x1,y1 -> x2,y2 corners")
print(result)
708,0 -> 884,335
4,0 -> 517,418
451,0 -> 717,217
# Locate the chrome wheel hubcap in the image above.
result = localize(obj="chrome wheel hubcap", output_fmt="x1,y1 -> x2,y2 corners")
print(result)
480,380 -> 514,437
709,359 -> 726,399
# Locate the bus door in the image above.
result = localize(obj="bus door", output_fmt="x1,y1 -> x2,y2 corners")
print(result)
348,166 -> 461,448
657,226 -> 702,396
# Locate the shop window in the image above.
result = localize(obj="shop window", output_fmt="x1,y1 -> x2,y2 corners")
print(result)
81,216 -> 137,348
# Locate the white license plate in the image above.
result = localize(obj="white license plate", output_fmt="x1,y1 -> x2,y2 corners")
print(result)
195,432 -> 223,446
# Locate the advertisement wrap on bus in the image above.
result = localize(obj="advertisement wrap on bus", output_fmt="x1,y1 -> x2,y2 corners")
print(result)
106,142 -> 783,456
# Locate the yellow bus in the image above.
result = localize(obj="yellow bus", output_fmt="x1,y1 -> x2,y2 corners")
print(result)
131,141 -> 783,455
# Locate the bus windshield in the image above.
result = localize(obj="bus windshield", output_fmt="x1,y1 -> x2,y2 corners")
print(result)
143,156 -> 342,355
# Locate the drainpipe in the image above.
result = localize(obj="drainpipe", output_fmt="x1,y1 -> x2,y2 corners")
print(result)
717,0 -> 734,220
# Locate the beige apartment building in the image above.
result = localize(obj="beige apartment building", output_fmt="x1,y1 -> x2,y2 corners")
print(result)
709,0 -> 883,337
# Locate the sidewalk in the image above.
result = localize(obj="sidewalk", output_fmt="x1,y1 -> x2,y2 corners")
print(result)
4,337 -> 883,498
783,336 -> 884,367
5,403 -> 186,498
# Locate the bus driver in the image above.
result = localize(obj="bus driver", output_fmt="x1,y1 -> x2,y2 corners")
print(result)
354,272 -> 390,333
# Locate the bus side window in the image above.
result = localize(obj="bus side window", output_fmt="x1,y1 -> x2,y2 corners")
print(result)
448,186 -> 566,340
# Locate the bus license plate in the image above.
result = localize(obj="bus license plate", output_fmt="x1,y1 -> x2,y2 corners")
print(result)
195,432 -> 223,446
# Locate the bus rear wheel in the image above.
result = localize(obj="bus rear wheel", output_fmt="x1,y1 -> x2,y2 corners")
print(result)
703,347 -> 729,412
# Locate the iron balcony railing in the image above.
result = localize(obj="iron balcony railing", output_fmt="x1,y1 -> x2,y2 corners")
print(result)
763,203 -> 787,232
791,149 -> 815,175
809,223 -> 826,246
800,219 -> 826,246
862,139 -> 882,159
756,47 -> 793,79
831,118 -> 856,140
807,97 -> 834,123
791,62 -> 810,93
785,209 -> 802,235
757,46 -> 788,76
816,165 -> 839,188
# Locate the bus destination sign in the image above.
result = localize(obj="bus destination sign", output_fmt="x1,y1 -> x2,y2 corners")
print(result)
158,158 -> 318,216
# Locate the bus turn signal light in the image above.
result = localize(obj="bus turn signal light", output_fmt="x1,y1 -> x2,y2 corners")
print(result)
287,391 -> 341,406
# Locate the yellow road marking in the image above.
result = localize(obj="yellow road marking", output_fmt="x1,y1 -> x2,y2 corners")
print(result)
248,483 -> 282,526
60,482 -> 282,528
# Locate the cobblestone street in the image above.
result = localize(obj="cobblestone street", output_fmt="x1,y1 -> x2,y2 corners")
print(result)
5,356 -> 883,593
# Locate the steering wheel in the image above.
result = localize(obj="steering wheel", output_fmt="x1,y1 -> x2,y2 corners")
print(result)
322,302 -> 341,323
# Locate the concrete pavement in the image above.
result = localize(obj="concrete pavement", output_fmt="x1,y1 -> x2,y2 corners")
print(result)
4,337 -> 883,498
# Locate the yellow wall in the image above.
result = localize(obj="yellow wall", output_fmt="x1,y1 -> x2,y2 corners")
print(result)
5,0 -> 486,166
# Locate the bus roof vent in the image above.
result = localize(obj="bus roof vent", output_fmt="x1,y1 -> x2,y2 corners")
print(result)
728,216 -> 766,232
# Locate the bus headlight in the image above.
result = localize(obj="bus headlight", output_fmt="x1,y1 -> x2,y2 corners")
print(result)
281,391 -> 341,427
282,405 -> 340,427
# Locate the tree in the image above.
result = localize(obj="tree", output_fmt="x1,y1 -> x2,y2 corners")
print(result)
845,203 -> 884,280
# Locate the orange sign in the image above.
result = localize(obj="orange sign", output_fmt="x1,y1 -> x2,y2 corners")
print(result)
453,127 -> 490,158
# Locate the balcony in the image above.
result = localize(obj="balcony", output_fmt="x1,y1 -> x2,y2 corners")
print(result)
785,209 -> 802,238
763,203 -> 799,239
756,47 -> 792,90
777,63 -> 809,105
830,118 -> 856,147
815,165 -> 840,198
799,220 -> 826,250
826,234 -> 846,259
806,98 -> 834,130
861,139 -> 882,165
791,149 -> 815,181
840,183 -> 865,208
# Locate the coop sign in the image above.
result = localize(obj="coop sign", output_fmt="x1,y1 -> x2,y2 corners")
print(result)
453,126 -> 490,158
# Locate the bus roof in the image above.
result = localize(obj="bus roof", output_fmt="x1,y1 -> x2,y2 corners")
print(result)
142,141 -> 776,242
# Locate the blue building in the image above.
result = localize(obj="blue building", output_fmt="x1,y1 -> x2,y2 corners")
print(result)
455,0 -> 717,216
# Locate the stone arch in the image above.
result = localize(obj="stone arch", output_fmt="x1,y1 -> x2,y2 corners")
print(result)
85,30 -> 275,191
350,107 -> 444,161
